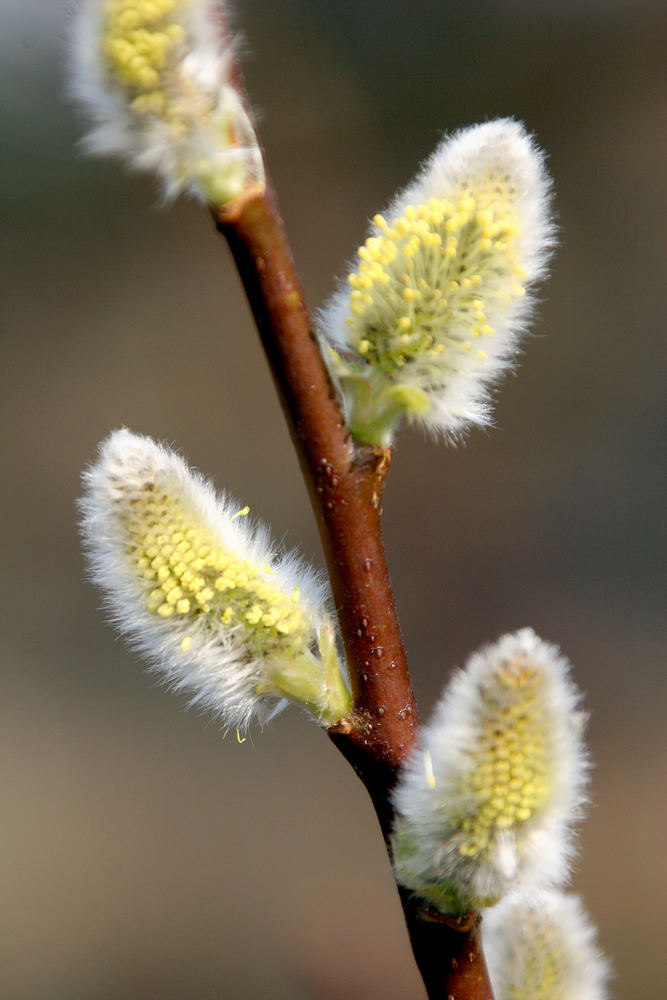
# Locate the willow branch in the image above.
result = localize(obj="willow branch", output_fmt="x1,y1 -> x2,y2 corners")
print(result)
212,182 -> 493,1000
213,188 -> 418,765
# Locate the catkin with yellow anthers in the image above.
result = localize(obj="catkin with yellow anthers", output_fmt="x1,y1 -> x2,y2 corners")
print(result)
103,0 -> 187,117
391,629 -> 588,915
70,0 -> 265,204
124,488 -> 308,657
103,0 -> 185,94
456,660 -> 552,858
344,194 -> 524,374
483,891 -> 611,1000
319,119 -> 554,445
80,430 -> 351,731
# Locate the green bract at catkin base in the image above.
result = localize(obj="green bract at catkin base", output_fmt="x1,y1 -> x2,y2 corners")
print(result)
320,119 -> 555,446
69,0 -> 264,205
80,430 -> 351,732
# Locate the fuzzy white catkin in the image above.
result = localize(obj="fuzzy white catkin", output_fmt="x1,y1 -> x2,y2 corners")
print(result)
391,629 -> 589,914
80,429 -> 350,730
483,890 -> 611,1000
320,119 -> 555,445
69,0 -> 264,203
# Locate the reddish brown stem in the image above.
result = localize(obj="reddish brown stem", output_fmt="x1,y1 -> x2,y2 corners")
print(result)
214,189 -> 418,763
213,186 -> 493,1000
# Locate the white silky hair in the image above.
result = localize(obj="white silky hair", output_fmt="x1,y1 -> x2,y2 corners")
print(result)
319,118 -> 556,441
67,0 -> 262,202
80,429 -> 331,732
483,889 -> 611,1000
391,628 -> 589,912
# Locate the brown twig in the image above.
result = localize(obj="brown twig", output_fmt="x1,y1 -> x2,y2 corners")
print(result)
213,182 -> 494,999
215,189 -> 417,759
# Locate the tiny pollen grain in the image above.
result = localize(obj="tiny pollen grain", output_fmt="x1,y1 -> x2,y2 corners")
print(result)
423,749 -> 436,789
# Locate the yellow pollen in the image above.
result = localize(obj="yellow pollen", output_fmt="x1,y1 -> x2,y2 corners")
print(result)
102,0 -> 196,135
502,913 -> 569,1000
457,657 -> 553,857
342,187 -> 522,380
120,477 -> 311,657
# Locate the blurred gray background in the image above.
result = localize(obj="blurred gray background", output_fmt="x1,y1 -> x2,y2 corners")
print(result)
1,1 -> 665,997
